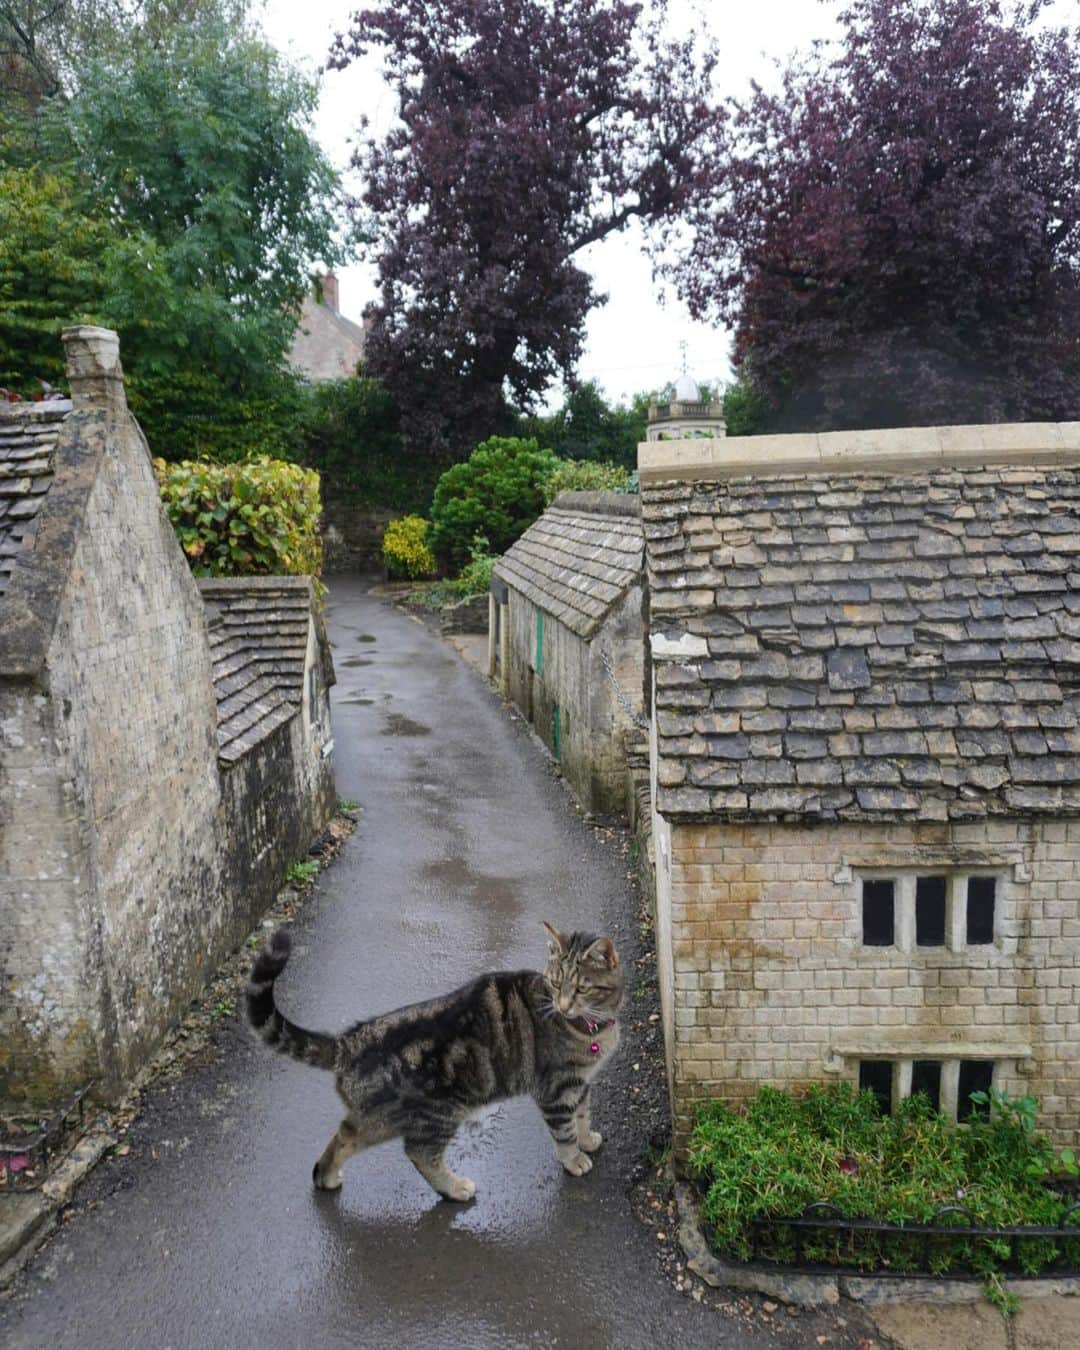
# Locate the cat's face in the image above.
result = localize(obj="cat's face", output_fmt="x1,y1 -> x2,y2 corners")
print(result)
542,923 -> 623,1019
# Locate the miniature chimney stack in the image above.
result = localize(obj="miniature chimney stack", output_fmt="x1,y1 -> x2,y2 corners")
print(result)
62,326 -> 126,411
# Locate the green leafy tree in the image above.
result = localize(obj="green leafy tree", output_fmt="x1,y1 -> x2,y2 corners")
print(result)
519,379 -> 647,469
429,436 -> 558,570
0,11 -> 347,458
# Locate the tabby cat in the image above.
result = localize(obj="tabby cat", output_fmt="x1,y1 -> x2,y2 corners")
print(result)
246,922 -> 623,1201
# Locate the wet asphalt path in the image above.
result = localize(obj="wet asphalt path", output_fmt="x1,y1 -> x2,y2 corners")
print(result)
0,579 -> 836,1349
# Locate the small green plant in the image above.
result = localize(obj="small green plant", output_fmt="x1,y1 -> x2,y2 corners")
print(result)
209,997 -> 235,1021
155,455 -> 323,577
286,860 -> 320,887
382,514 -> 437,580
689,1082 -> 1078,1302
540,459 -> 632,504
337,797 -> 360,813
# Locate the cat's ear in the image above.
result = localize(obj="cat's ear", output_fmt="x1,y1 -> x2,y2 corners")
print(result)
542,921 -> 568,955
584,936 -> 619,969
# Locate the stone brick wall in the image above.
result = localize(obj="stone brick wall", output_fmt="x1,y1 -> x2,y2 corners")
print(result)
663,816 -> 1080,1157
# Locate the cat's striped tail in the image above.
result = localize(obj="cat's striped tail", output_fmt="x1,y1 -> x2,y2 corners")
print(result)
246,928 -> 338,1071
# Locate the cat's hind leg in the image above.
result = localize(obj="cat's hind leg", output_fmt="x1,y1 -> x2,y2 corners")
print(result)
403,1123 -> 475,1202
313,1116 -> 380,1191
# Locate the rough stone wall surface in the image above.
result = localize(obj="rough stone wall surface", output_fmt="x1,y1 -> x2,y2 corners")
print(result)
664,816 -> 1080,1158
42,408 -> 223,1094
0,683 -> 100,1107
504,586 -> 643,814
321,500 -> 394,573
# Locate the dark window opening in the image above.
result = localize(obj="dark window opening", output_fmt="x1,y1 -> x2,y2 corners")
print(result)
966,877 -> 996,946
916,875 -> 947,947
862,880 -> 895,946
910,1060 -> 942,1111
958,1061 -> 994,1122
859,1060 -> 893,1115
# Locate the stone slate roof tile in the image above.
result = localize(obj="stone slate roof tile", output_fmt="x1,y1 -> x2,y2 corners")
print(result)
198,577 -> 316,763
493,495 -> 643,638
643,466 -> 1080,822
0,402 -> 71,600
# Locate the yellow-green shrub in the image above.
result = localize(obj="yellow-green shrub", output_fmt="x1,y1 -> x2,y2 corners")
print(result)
155,454 -> 323,577
382,514 -> 437,579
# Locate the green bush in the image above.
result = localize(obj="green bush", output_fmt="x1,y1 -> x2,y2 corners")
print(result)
382,515 -> 437,579
155,454 -> 322,577
541,459 -> 633,504
689,1083 -> 1077,1288
428,435 -> 558,570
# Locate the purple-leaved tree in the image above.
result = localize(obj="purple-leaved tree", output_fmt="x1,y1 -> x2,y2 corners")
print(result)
669,0 -> 1080,432
330,0 -> 718,460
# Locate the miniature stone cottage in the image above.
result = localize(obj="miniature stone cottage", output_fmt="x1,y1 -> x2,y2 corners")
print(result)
491,490 -> 644,814
0,327 -> 335,1121
639,423 -> 1080,1156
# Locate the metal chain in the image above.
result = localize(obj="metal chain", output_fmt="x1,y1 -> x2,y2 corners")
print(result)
596,646 -> 650,731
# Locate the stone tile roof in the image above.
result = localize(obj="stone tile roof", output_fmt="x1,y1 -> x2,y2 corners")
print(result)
0,402 -> 71,599
643,466 -> 1080,822
287,295 -> 366,382
493,491 -> 643,639
198,577 -> 320,764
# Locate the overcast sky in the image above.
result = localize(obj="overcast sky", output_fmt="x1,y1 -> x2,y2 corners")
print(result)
259,0 -> 1076,408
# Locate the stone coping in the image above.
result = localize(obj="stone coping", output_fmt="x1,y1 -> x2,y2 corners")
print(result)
638,422 -> 1080,482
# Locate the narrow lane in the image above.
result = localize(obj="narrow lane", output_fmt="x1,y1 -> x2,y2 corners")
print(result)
1,578 -> 851,1348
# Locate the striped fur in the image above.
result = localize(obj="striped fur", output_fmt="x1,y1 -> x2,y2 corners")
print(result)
246,923 -> 623,1201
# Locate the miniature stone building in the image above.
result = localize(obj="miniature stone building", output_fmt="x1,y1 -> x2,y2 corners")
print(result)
639,423 -> 1080,1156
491,491 -> 645,814
0,328 -> 335,1120
646,372 -> 726,441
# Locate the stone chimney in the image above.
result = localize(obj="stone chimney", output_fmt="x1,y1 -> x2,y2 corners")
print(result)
321,271 -> 340,314
62,326 -> 126,411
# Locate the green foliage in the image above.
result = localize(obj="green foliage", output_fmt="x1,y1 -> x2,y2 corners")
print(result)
541,459 -> 633,505
518,380 -> 647,469
429,436 -> 558,570
689,1084 -> 1078,1288
407,535 -> 498,609
299,371 -> 435,512
722,379 -> 767,437
0,166 -> 161,390
154,455 -> 323,577
1,9 -> 348,463
382,515 -> 437,580
286,860 -> 320,887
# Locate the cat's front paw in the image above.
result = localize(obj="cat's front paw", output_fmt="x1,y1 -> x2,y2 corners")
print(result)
560,1150 -> 594,1177
579,1129 -> 602,1153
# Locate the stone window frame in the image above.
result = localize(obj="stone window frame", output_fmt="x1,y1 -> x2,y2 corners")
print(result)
856,868 -> 1004,954
858,1056 -> 1000,1124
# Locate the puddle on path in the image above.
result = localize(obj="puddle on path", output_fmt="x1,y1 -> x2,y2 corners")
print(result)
382,713 -> 430,737
340,697 -> 375,706
356,634 -> 377,643
340,657 -> 373,668
424,856 -> 518,915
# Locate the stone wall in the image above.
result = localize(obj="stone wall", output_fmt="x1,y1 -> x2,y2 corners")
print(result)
321,497 -> 395,573
662,816 -> 1080,1157
504,584 -> 644,814
0,329 -> 335,1116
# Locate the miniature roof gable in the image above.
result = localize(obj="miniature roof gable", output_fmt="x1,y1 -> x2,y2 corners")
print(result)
493,491 -> 642,639
198,576 -> 330,764
643,435 -> 1080,823
0,402 -> 71,600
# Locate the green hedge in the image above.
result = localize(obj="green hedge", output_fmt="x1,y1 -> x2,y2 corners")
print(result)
155,454 -> 322,577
